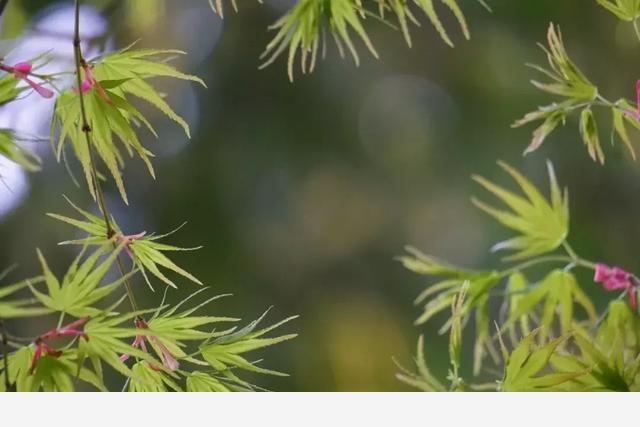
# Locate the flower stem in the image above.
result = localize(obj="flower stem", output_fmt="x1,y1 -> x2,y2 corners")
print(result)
73,0 -> 138,313
499,255 -> 577,278
562,241 -> 596,269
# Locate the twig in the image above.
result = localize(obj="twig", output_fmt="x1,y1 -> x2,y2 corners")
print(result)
72,0 -> 138,312
0,318 -> 15,391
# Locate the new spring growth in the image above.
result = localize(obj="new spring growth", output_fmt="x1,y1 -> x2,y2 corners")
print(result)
113,231 -> 146,259
78,60 -> 113,104
29,317 -> 89,374
594,263 -> 638,310
120,317 -> 179,371
0,61 -> 54,99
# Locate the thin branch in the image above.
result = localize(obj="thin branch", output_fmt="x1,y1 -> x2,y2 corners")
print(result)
0,318 -> 15,391
72,0 -> 138,313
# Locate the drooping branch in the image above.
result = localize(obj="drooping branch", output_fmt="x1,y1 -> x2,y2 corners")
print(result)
72,0 -> 139,312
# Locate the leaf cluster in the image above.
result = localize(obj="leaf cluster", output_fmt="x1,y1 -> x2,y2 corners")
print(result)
51,47 -> 204,203
398,162 -> 623,389
597,0 -> 640,21
216,0 -> 489,81
48,197 -> 202,290
1,251 -> 297,391
514,24 -> 640,163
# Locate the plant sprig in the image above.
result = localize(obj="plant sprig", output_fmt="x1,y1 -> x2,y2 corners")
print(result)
514,23 -> 640,163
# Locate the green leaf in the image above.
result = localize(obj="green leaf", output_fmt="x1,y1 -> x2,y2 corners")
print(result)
611,104 -> 636,160
0,347 -> 106,392
80,310 -> 160,378
49,198 -> 202,290
596,0 -> 640,21
260,0 -> 379,81
503,272 -> 532,345
52,48 -> 203,203
513,24 -> 599,157
129,361 -> 181,392
523,108 -> 566,155
130,237 -> 203,289
141,289 -> 238,366
579,107 -> 604,164
29,245 -> 130,317
0,129 -> 41,172
186,371 -> 231,392
0,73 -> 22,105
259,0 -> 488,80
472,161 -> 569,260
395,335 -> 447,391
0,276 -> 51,319
398,246 -> 473,278
208,0 -> 262,18
567,331 -> 631,391
505,270 -> 596,343
93,48 -> 205,137
473,293 -> 499,376
501,330 -> 584,392
448,281 -> 468,378
377,0 -> 483,48
199,312 -> 297,386
409,0 -> 485,47
555,301 -> 640,391
399,247 -> 500,371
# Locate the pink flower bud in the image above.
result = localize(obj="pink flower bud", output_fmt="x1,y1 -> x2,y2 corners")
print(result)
13,62 -> 32,74
594,262 -> 638,310
80,77 -> 93,93
594,263 -> 611,283
120,317 -> 180,371
9,61 -> 54,99
29,318 -> 89,374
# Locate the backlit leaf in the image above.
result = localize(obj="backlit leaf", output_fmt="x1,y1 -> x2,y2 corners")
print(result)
472,161 -> 569,260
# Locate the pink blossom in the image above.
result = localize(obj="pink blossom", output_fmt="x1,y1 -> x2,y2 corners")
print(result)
29,340 -> 62,374
13,62 -> 33,74
80,77 -> 93,93
114,231 -> 146,259
149,337 -> 180,371
120,317 -> 179,371
79,62 -> 113,104
594,263 -> 638,310
4,61 -> 55,99
29,318 -> 90,374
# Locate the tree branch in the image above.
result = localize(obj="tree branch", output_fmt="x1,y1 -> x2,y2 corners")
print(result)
0,318 -> 15,391
73,0 -> 139,313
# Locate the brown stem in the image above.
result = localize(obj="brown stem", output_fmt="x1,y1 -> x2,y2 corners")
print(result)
0,318 -> 15,391
73,0 -> 138,312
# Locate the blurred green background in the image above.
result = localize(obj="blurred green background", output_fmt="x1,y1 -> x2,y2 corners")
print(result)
1,0 -> 639,391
